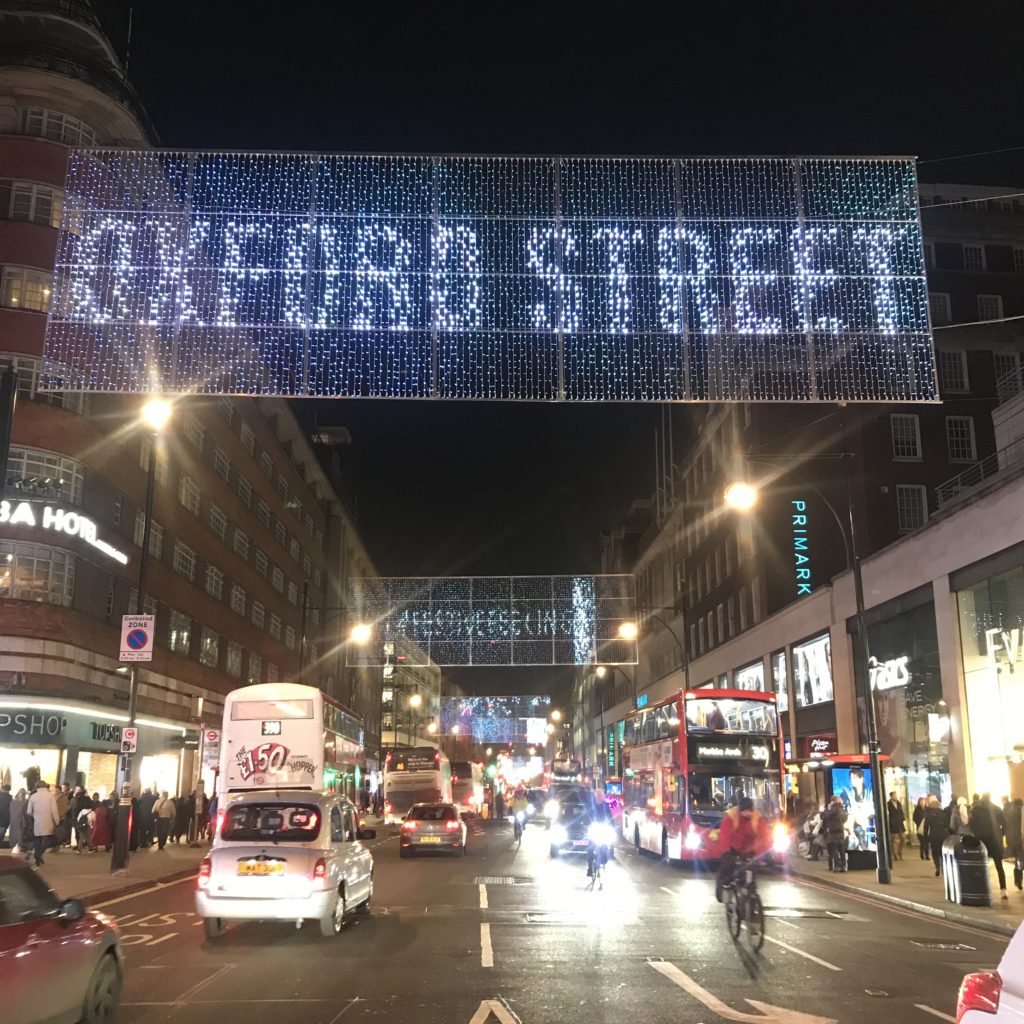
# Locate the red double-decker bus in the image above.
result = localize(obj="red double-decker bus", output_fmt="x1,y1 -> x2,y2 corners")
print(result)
620,689 -> 787,861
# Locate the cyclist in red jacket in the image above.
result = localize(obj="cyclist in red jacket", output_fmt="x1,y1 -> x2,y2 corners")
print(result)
715,797 -> 773,902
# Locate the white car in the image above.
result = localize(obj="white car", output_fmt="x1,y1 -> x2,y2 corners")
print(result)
958,919 -> 1024,1022
196,790 -> 375,939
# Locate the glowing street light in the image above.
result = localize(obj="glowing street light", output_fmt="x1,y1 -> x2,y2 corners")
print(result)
409,693 -> 423,708
545,723 -> 555,735
618,621 -> 638,640
486,747 -> 493,756
595,666 -> 607,678
723,480 -> 759,513
349,622 -> 373,645
550,708 -> 562,722
139,396 -> 173,433
451,724 -> 460,735
426,721 -> 438,734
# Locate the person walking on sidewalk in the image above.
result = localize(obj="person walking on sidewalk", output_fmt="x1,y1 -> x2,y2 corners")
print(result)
970,793 -> 1009,900
823,795 -> 848,872
153,791 -> 175,849
914,797 -> 929,860
26,781 -> 60,867
887,793 -> 906,860
9,788 -> 27,856
1005,797 -> 1024,893
950,796 -> 971,836
923,795 -> 950,878
0,783 -> 11,848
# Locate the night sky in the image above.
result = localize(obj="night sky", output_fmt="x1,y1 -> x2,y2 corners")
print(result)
91,2 -> 1024,694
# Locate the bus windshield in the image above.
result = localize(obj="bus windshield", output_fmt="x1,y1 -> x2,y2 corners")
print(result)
687,773 -> 781,825
684,697 -> 778,735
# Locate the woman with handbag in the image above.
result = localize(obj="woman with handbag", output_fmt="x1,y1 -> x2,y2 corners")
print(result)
913,796 -> 929,860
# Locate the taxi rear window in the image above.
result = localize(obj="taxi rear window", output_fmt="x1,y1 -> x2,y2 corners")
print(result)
222,803 -> 321,842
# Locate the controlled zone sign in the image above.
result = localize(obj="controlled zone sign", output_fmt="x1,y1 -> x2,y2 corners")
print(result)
120,614 -> 154,662
349,574 -> 636,666
44,152 -> 935,403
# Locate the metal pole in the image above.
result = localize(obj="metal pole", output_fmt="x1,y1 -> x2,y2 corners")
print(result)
0,364 -> 17,492
844,452 -> 892,885
112,428 -> 157,874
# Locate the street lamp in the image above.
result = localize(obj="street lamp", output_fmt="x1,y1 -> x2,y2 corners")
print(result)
113,396 -> 173,875
349,622 -> 373,645
725,448 -> 893,885
550,708 -> 562,722
595,666 -> 607,679
427,721 -> 438,735
618,621 -> 638,640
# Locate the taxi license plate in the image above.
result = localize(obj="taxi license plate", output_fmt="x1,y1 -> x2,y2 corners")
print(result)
419,836 -> 442,843
573,839 -> 589,846
237,861 -> 284,876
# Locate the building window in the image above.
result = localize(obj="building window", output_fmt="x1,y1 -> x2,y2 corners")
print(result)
891,414 -> 922,461
946,416 -> 977,463
230,583 -> 246,616
178,475 -> 201,516
269,614 -> 282,640
168,610 -> 191,655
1014,248 -> 1024,274
274,520 -> 287,547
977,294 -> 1004,321
226,642 -> 243,678
727,596 -> 736,637
138,435 -> 168,485
208,503 -> 227,541
706,611 -> 715,648
738,586 -> 748,630
267,662 -> 280,683
928,292 -> 952,327
285,626 -> 296,650
251,601 -> 265,629
173,541 -> 197,582
272,566 -> 285,593
132,513 -> 164,558
260,452 -> 274,479
994,351 -> 1022,396
7,182 -> 63,228
304,512 -> 314,535
128,588 -> 157,616
0,542 -> 75,605
751,577 -> 763,624
896,485 -> 928,532
963,245 -> 985,272
5,447 -> 84,504
0,266 -> 52,312
205,565 -> 224,600
923,242 -> 935,268
213,446 -> 231,483
256,500 -> 271,529
9,355 -> 90,416
689,623 -> 697,659
254,548 -> 269,577
313,566 -> 322,588
199,627 -> 220,668
217,397 -> 235,425
302,553 -> 312,578
247,651 -> 262,684
233,529 -> 250,560
698,617 -> 706,654
22,107 -> 96,145
182,413 -> 205,451
287,580 -> 298,606
289,537 -> 301,563
276,475 -> 289,501
937,350 -> 969,393
308,607 -> 319,628
241,423 -> 256,455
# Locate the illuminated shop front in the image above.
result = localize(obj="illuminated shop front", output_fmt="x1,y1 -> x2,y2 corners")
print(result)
956,556 -> 1024,800
0,697 -> 194,798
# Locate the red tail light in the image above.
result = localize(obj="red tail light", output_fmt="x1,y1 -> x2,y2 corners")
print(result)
197,857 -> 211,890
215,809 -> 225,837
445,820 -> 461,831
957,971 -> 1001,1022
402,820 -> 418,831
313,857 -> 327,881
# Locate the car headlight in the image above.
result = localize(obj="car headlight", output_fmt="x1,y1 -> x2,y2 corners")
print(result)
587,823 -> 616,846
544,801 -> 559,818
526,804 -> 534,815
772,822 -> 791,853
550,824 -> 568,844
684,828 -> 702,851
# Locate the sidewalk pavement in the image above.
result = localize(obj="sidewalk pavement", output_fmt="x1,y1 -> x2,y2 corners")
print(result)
786,844 -> 1024,937
12,841 -> 208,904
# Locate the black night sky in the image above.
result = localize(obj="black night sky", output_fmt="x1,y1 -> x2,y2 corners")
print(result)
91,3 -> 1024,692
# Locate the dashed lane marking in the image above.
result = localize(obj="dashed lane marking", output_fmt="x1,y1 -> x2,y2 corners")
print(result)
480,922 -> 494,967
763,934 -> 842,971
479,883 -> 488,909
90,876 -> 194,909
914,1006 -> 955,1023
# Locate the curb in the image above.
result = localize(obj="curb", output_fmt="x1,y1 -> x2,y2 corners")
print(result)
80,865 -> 200,908
785,864 -> 1020,938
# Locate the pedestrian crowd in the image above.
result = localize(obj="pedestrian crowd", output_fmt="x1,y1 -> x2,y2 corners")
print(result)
0,780 -> 214,868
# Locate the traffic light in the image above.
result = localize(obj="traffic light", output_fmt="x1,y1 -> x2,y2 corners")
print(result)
485,763 -> 497,779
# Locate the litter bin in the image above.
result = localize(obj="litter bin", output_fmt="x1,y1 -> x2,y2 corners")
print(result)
942,834 -> 992,907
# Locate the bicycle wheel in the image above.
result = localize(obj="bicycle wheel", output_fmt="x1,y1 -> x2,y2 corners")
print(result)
746,891 -> 765,952
724,888 -> 741,940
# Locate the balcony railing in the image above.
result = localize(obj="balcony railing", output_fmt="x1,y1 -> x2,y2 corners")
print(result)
936,443 -> 1024,508
996,365 -> 1024,404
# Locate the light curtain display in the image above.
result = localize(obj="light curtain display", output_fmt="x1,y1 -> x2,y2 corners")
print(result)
44,152 -> 935,402
348,575 -> 636,666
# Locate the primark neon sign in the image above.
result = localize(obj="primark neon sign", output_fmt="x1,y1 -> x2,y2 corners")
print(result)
44,152 -> 936,402
791,499 -> 812,596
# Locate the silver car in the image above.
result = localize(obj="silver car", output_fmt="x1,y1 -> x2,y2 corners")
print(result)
399,803 -> 468,857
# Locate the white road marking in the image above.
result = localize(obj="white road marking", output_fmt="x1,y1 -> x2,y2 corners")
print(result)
480,922 -> 494,967
145,933 -> 177,947
763,934 -> 842,971
328,997 -> 361,1022
915,1006 -> 955,1023
659,885 -> 675,896
468,999 -> 519,1023
479,883 -> 489,909
174,965 -> 235,1005
773,917 -> 801,930
91,876 -> 193,909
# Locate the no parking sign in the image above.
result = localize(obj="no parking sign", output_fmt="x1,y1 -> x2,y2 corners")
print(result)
120,614 -> 154,662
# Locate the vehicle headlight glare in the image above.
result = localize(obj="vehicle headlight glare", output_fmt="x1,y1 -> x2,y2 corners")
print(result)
684,828 -> 702,850
772,823 -> 791,853
550,825 -> 568,844
587,823 -> 616,846
545,801 -> 559,818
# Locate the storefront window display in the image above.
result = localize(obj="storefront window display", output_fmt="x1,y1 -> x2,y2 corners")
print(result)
734,661 -> 765,692
771,651 -> 788,712
957,562 -> 1024,799
793,634 -> 833,707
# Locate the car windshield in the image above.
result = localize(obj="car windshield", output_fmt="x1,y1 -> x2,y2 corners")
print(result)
408,804 -> 458,821
221,802 -> 322,842
557,800 -> 591,822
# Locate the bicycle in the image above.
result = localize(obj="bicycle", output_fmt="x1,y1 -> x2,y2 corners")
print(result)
722,853 -> 765,952
513,811 -> 525,847
586,842 -> 608,890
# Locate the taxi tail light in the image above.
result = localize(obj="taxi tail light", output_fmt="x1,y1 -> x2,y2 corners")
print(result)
214,809 -> 225,837
402,820 -> 418,831
957,971 -> 1001,1022
197,857 -> 211,890
313,857 -> 327,881
445,820 -> 461,831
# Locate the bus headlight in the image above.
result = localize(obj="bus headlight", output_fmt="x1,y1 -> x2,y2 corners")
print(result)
684,828 -> 702,851
772,822 -> 791,853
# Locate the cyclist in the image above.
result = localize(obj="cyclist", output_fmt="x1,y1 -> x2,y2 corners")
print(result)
511,786 -> 529,842
714,796 -> 773,902
587,791 -> 615,878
